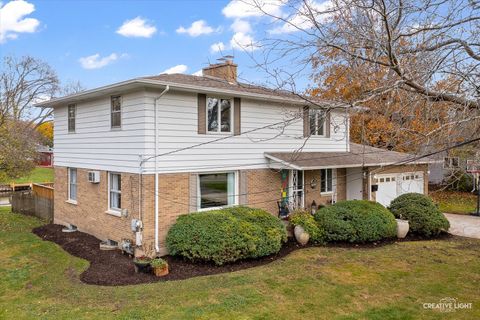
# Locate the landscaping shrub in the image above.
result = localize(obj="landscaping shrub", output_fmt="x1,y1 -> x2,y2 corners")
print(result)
166,206 -> 287,265
314,200 -> 397,243
389,193 -> 450,237
289,210 -> 325,243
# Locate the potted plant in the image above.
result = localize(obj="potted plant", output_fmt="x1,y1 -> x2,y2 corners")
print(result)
151,258 -> 169,277
133,256 -> 152,274
395,214 -> 410,239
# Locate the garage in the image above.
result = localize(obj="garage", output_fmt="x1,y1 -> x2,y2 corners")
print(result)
375,171 -> 424,207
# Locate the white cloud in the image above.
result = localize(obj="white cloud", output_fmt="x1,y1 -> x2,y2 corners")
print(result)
79,53 -> 123,70
161,64 -> 188,74
0,0 -> 40,43
210,41 -> 226,53
230,32 -> 259,51
116,17 -> 157,38
231,19 -> 252,33
222,0 -> 284,19
192,70 -> 203,76
176,20 -> 218,37
269,0 -> 334,34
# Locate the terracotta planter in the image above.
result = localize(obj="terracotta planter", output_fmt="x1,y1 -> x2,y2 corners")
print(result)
153,266 -> 169,277
294,225 -> 310,245
396,219 -> 409,238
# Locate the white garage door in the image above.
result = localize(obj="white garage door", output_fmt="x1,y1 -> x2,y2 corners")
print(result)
375,172 -> 424,207
375,175 -> 398,207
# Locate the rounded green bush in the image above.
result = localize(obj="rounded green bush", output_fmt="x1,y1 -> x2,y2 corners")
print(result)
314,200 -> 397,243
166,206 -> 287,265
389,193 -> 450,237
289,210 -> 325,243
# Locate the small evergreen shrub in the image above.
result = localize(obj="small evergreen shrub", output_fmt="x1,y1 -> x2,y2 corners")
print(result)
389,193 -> 450,237
289,210 -> 325,243
314,200 -> 397,243
166,206 -> 287,265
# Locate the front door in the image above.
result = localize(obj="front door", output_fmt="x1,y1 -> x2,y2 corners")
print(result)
289,170 -> 304,210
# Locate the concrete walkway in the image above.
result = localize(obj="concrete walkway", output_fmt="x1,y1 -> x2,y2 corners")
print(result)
444,213 -> 480,239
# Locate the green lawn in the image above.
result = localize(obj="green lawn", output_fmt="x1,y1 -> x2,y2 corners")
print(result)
431,190 -> 478,214
1,206 -> 480,319
0,167 -> 54,184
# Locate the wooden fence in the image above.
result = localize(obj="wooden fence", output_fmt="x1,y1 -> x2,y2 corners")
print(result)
11,183 -> 54,222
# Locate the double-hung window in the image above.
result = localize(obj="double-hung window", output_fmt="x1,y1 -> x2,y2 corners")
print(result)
68,104 -> 76,133
111,96 -> 122,129
68,168 -> 77,202
309,108 -> 326,136
320,169 -> 333,193
109,173 -> 122,211
198,172 -> 236,209
207,97 -> 232,133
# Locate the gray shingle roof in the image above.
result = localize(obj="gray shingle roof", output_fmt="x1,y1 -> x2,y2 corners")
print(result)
265,143 -> 436,169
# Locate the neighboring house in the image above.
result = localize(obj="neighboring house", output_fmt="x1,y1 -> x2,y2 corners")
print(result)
36,145 -> 54,167
37,59 -> 432,256
429,148 -> 480,185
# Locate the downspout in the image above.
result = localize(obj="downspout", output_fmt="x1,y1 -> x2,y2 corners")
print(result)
154,85 -> 170,253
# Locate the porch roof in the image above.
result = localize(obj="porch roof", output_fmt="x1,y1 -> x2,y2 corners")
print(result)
264,143 -> 436,170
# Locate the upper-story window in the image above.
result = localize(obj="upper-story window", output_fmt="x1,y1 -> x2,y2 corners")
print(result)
111,96 -> 122,128
309,108 -> 326,136
68,104 -> 76,133
207,97 -> 232,133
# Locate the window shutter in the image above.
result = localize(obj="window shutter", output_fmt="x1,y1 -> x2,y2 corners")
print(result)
303,106 -> 309,138
197,93 -> 206,134
325,110 -> 331,138
234,97 -> 241,135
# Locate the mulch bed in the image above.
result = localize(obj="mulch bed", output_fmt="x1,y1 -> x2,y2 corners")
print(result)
32,224 -> 452,286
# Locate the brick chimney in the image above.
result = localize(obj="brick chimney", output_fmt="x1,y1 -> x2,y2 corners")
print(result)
202,56 -> 237,83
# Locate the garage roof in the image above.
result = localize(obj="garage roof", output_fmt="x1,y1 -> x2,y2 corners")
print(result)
265,143 -> 437,170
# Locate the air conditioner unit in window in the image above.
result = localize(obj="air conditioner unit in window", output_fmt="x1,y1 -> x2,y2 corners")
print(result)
87,171 -> 100,183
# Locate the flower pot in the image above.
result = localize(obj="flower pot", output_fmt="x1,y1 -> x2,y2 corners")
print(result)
396,219 -> 409,238
294,225 -> 310,245
133,261 -> 151,274
153,265 -> 169,277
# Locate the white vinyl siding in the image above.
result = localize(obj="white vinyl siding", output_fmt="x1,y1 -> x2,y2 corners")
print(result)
143,90 -> 349,174
54,89 -> 349,174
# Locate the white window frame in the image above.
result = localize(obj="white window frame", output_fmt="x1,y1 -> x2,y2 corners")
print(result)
107,172 -> 122,215
67,168 -> 77,203
443,157 -> 459,169
110,95 -> 122,129
309,108 -> 327,137
206,96 -> 234,134
68,104 -> 76,133
197,171 -> 238,211
320,168 -> 333,194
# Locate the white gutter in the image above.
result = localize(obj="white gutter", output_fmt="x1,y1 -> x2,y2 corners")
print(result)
153,85 -> 170,253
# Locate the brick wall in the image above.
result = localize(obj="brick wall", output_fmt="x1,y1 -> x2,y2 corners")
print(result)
304,169 -> 347,211
54,166 -> 148,246
245,169 -> 283,214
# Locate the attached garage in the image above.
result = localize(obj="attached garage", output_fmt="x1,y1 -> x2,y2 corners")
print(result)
375,171 -> 425,207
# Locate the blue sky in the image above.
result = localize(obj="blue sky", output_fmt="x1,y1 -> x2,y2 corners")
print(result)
0,0 -> 315,91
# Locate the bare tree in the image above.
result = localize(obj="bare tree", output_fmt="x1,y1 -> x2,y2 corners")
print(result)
249,0 -> 479,111
0,55 -> 59,128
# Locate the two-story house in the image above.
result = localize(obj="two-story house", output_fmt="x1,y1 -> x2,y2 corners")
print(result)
37,59 -> 432,256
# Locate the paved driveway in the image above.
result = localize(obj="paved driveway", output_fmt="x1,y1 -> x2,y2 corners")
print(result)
444,213 -> 480,239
